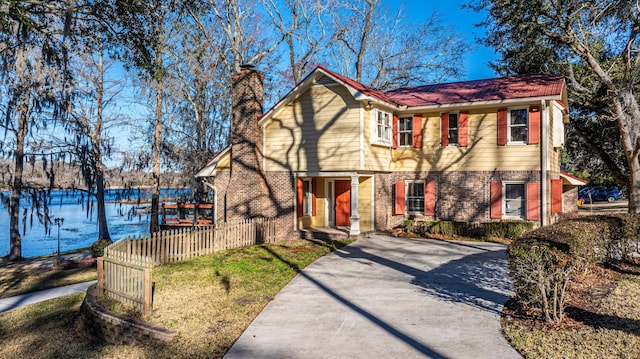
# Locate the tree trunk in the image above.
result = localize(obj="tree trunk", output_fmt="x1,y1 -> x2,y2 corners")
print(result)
9,97 -> 30,261
95,44 -> 111,242
617,88 -> 640,214
150,50 -> 163,233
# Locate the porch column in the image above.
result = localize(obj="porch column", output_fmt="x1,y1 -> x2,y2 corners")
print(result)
350,174 -> 360,235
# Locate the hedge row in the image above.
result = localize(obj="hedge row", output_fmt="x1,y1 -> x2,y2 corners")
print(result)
404,219 -> 534,240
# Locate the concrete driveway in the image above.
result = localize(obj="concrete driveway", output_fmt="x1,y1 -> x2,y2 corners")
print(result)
225,235 -> 521,359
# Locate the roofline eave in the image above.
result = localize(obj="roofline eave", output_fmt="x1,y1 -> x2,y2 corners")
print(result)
401,94 -> 564,112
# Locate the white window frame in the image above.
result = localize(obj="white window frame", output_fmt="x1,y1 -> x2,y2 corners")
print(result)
406,180 -> 425,215
503,181 -> 526,220
398,116 -> 413,147
372,109 -> 392,146
507,107 -> 528,144
303,179 -> 313,216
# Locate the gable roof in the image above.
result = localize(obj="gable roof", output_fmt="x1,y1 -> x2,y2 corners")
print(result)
315,66 -> 401,106
384,74 -> 565,107
258,66 -> 403,126
195,146 -> 231,178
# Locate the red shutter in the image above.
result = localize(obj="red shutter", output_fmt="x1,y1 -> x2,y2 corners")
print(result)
412,114 -> 422,148
312,178 -> 317,216
394,181 -> 406,215
424,181 -> 435,216
392,115 -> 399,149
296,178 -> 303,217
459,111 -> 469,147
528,106 -> 540,145
497,108 -> 508,145
526,182 -> 540,220
490,182 -> 502,219
551,179 -> 563,213
441,113 -> 449,147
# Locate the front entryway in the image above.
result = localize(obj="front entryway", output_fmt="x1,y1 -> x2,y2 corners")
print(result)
334,180 -> 351,226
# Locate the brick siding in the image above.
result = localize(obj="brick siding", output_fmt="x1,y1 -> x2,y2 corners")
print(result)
375,170 -> 542,231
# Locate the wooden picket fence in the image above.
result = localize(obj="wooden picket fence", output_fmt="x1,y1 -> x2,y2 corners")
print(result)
97,218 -> 277,315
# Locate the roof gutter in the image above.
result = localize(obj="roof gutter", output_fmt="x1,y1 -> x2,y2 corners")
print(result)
402,95 -> 563,113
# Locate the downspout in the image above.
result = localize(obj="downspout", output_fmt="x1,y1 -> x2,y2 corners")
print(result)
541,100 -> 548,226
202,180 -> 217,224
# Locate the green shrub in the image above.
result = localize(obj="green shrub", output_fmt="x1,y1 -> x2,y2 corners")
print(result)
403,219 -> 414,233
480,221 -> 534,239
91,239 -> 112,258
412,220 -> 468,236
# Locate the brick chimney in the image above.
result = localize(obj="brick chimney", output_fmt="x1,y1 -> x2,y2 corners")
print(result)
225,65 -> 268,220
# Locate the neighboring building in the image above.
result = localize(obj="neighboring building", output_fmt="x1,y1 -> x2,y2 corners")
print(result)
197,66 -> 584,239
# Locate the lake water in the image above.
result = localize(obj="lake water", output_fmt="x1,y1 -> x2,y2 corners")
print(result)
0,188 -> 190,258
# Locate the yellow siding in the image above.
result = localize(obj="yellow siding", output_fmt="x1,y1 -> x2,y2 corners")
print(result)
392,109 -> 541,172
216,153 -> 231,170
363,107 -> 393,172
358,176 -> 372,231
265,85 -> 361,172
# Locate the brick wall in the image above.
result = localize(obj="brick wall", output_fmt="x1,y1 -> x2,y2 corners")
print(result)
226,68 -> 270,221
375,170 -> 542,231
77,285 -> 177,345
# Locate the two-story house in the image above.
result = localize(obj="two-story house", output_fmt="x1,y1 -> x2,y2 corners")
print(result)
196,66 -> 584,239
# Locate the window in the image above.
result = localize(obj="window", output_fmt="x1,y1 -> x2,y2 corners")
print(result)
375,110 -> 392,143
509,108 -> 528,143
448,113 -> 459,145
407,181 -> 425,214
399,117 -> 412,146
504,183 -> 525,219
303,179 -> 313,216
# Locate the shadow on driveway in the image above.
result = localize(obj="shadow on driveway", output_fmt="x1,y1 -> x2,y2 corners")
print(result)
224,235 -> 521,359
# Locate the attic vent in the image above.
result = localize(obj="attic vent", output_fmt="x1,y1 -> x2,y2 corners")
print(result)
315,75 -> 334,85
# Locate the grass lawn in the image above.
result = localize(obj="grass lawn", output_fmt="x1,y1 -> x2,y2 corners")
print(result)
0,238 -> 351,359
502,263 -> 640,358
0,248 -> 97,299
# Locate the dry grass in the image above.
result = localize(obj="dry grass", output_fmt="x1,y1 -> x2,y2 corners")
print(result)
0,238 -> 351,359
144,239 -> 351,358
0,249 -> 97,299
503,268 -> 640,358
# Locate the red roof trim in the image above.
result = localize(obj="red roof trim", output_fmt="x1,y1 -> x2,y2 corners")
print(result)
258,66 -> 403,124
315,66 -> 403,106
197,145 -> 231,172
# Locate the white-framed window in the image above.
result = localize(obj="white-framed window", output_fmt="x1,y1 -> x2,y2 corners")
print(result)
448,112 -> 459,146
406,181 -> 425,214
303,179 -> 313,216
399,117 -> 412,147
374,110 -> 392,144
503,182 -> 525,219
508,108 -> 528,143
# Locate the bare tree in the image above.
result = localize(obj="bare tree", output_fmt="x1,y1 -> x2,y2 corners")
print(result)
331,1 -> 465,89
0,1 -> 78,260
60,37 -> 125,243
260,0 -> 338,84
162,10 -> 230,199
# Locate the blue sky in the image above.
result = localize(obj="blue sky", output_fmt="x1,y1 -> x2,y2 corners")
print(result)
388,0 -> 497,80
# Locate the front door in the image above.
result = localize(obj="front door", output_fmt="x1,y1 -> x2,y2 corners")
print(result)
335,180 -> 351,226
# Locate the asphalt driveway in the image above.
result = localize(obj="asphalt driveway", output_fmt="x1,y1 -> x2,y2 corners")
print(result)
225,235 -> 521,359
